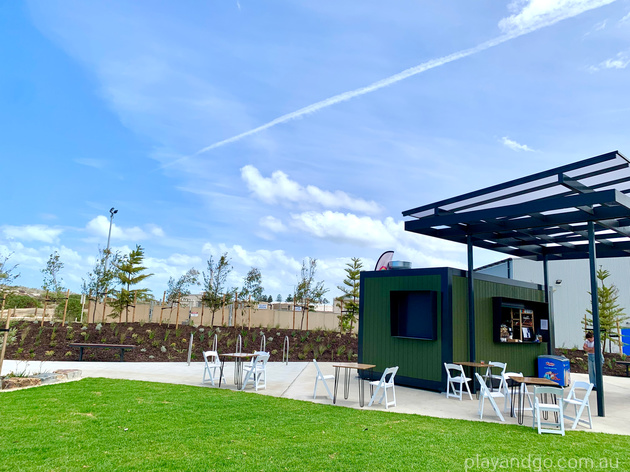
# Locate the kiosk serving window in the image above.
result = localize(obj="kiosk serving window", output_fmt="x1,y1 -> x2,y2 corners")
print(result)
390,290 -> 438,340
493,297 -> 549,344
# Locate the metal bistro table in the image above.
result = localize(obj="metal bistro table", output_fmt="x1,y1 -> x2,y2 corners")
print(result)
332,363 -> 376,407
220,353 -> 255,390
510,376 -> 561,425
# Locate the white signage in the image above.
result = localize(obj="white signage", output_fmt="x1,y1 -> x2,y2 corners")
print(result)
258,303 -> 268,310
190,312 -> 199,317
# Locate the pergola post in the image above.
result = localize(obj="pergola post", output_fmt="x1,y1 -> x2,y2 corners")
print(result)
467,234 -> 476,363
542,255 -> 555,355
588,221 -> 605,416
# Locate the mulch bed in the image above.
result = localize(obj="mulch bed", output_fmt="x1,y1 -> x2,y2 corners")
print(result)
555,347 -> 628,377
4,321 -> 358,363
5,320 -> 627,378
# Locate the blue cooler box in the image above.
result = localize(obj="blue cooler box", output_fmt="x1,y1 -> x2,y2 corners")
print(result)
537,355 -> 570,387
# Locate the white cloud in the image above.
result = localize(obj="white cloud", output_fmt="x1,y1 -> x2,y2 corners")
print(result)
0,242 -> 46,270
167,253 -> 202,267
290,211 -> 399,248
500,136 -> 536,152
147,225 -> 166,238
181,0 -> 615,157
75,158 -> 107,169
241,165 -> 382,214
202,242 -> 302,272
499,0 -> 616,34
259,216 -> 287,233
619,11 -> 630,23
85,215 -> 165,241
2,225 -> 63,243
287,211 -> 466,267
583,19 -> 608,36
589,51 -> 630,71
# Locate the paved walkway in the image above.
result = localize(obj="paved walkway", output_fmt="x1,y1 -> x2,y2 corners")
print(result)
1,360 -> 627,435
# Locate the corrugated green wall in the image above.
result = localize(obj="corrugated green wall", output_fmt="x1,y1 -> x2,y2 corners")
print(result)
452,274 -> 547,376
361,273 -> 443,382
451,275 -> 468,362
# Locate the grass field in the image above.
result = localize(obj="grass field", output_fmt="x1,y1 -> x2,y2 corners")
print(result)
0,378 -> 627,471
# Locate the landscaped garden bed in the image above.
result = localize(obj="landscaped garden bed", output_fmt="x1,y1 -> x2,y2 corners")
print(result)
3,321 -> 358,363
555,347 -> 627,377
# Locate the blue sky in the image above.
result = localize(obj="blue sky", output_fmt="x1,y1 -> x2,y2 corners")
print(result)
1,0 -> 629,301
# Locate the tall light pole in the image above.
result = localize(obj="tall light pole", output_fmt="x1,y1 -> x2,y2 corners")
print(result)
104,207 -> 118,272
92,207 -> 118,323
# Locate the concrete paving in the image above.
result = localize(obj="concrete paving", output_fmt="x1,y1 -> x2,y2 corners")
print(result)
1,359 -> 627,436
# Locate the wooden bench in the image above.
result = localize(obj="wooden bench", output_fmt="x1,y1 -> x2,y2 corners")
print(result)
616,360 -> 630,377
69,343 -> 136,362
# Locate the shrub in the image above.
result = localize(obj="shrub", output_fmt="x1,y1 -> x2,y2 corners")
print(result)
54,294 -> 83,321
4,293 -> 41,309
5,328 -> 17,346
336,345 -> 346,357
19,326 -> 31,346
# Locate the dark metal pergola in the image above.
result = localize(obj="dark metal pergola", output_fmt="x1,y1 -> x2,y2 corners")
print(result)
403,150 -> 630,417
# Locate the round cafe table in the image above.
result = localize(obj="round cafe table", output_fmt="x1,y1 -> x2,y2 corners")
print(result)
220,352 -> 255,389
332,362 -> 376,407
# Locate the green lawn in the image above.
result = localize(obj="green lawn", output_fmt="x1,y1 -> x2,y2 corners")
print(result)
0,378 -> 626,471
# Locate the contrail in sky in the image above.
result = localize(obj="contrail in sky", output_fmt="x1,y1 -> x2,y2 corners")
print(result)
182,1 -> 615,160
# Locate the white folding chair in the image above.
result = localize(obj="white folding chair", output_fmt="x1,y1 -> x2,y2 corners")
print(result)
202,350 -> 225,386
483,361 -> 507,391
475,373 -> 505,421
532,386 -> 565,436
444,363 -> 473,401
312,359 -> 334,400
563,381 -> 593,430
368,366 -> 398,409
241,352 -> 270,391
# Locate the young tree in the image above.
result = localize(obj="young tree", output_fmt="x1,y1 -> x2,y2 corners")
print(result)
202,253 -> 233,326
295,258 -> 328,329
240,267 -> 264,301
337,257 -> 363,333
82,248 -> 119,322
586,267 -> 629,352
110,245 -> 153,322
0,252 -> 20,294
41,251 -> 64,301
165,268 -> 200,304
